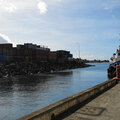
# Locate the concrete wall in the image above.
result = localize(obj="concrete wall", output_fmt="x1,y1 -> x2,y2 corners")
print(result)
18,79 -> 118,120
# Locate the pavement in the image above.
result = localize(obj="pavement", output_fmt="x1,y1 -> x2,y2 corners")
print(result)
63,83 -> 120,120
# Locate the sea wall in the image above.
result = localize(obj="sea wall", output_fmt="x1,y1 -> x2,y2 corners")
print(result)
18,79 -> 118,120
0,61 -> 91,78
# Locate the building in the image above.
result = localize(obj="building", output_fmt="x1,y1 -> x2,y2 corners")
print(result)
16,43 -> 50,62
0,43 -> 73,63
49,51 -> 57,62
0,44 -> 13,61
49,50 -> 73,63
56,50 -> 70,63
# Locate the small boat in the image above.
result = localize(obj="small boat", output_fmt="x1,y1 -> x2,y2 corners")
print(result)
108,45 -> 120,78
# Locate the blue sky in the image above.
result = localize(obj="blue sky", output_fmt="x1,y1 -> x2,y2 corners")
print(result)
0,0 -> 120,60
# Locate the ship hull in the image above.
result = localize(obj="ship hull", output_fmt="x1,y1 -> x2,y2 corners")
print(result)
107,63 -> 116,79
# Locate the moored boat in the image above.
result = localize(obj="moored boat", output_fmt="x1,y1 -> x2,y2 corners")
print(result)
108,46 -> 120,79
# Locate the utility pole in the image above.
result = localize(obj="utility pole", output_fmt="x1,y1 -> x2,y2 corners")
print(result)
119,33 -> 120,43
79,45 -> 80,59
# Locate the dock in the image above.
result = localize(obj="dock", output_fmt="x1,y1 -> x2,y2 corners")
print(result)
18,79 -> 119,120
63,81 -> 120,120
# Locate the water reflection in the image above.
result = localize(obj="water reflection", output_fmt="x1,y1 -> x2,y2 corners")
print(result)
0,63 -> 109,120
0,71 -> 73,92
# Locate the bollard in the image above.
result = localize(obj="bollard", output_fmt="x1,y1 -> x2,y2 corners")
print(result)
116,65 -> 120,78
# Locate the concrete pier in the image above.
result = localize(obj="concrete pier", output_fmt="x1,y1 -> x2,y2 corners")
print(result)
17,79 -> 118,120
63,82 -> 120,120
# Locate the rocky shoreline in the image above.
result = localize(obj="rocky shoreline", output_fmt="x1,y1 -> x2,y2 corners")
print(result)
0,60 -> 92,78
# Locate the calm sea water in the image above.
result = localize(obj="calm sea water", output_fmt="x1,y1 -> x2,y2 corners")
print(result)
0,63 -> 110,120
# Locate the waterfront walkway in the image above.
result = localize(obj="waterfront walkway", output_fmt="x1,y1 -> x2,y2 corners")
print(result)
63,83 -> 120,120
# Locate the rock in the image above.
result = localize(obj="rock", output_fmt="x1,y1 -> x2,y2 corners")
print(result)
0,60 -> 91,78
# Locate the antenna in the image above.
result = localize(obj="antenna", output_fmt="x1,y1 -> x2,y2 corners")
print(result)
78,44 -> 80,59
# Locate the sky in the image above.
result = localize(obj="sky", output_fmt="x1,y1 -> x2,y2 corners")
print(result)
0,0 -> 120,60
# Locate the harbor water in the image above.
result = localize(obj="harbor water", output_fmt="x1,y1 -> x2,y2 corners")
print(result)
0,63 -> 110,120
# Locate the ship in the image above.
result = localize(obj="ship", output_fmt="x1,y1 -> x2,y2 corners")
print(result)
108,45 -> 120,79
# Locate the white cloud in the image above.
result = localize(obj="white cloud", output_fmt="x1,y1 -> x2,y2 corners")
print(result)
37,0 -> 47,14
104,7 -> 110,10
0,0 -> 63,14
0,0 -> 16,13
102,0 -> 120,10
0,33 -> 12,43
57,0 -> 63,2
